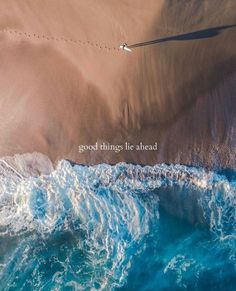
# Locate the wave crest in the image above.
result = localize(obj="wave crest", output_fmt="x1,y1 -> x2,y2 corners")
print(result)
0,160 -> 235,289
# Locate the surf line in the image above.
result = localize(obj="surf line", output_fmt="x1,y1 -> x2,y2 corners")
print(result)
0,159 -> 25,179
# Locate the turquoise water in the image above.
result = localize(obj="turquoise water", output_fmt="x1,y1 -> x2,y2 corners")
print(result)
0,161 -> 235,290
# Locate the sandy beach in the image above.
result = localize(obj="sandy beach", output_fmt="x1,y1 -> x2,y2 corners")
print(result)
0,0 -> 235,169
0,2 -> 236,290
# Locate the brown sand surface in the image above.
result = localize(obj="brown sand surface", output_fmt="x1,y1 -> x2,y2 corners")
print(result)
0,0 -> 235,169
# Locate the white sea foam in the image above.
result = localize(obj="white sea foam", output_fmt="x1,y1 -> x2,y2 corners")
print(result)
0,159 -> 235,236
0,158 -> 235,289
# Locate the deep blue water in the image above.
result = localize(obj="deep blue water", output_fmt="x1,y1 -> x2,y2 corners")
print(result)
0,161 -> 235,290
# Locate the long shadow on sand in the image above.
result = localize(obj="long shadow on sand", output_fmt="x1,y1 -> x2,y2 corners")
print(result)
128,24 -> 236,48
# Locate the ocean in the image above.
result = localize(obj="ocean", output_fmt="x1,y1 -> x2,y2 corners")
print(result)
0,160 -> 235,290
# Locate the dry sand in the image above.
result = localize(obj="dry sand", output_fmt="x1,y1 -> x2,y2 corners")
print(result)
0,0 -> 235,169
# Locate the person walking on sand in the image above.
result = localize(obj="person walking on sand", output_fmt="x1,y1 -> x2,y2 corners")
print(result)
119,43 -> 132,52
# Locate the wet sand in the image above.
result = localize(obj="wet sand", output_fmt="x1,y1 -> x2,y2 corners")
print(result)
0,0 -> 235,169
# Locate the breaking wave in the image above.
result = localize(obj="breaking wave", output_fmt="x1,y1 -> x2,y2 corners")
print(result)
0,160 -> 235,290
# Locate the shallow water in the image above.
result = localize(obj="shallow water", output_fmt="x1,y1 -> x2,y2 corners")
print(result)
0,161 -> 235,290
